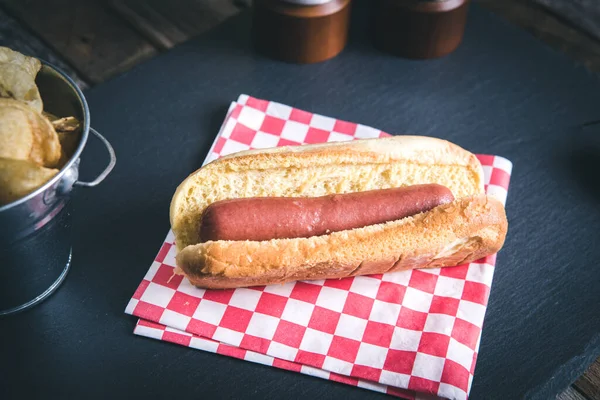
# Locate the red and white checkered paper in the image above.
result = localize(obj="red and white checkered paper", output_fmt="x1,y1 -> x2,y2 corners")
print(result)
125,94 -> 512,400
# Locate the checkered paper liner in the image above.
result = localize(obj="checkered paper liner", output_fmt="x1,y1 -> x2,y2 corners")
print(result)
125,94 -> 512,400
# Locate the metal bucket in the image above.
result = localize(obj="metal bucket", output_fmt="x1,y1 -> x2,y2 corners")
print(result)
0,61 -> 116,316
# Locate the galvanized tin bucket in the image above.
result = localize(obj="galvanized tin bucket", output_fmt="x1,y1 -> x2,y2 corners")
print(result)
0,61 -> 116,316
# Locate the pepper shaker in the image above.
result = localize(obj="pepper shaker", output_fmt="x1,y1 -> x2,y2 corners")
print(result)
252,0 -> 352,64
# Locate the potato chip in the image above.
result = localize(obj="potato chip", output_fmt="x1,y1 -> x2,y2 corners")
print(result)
0,63 -> 43,113
0,46 -> 41,78
0,157 -> 58,205
52,116 -> 80,133
0,98 -> 61,167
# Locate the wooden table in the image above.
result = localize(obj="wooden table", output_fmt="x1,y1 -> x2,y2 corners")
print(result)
0,1 -> 598,399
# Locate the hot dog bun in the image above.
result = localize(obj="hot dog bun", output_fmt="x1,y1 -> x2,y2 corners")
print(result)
170,136 -> 507,289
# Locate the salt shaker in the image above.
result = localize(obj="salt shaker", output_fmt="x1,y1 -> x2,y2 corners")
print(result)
372,0 -> 470,59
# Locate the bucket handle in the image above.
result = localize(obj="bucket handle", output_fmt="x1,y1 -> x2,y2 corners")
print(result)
74,128 -> 116,188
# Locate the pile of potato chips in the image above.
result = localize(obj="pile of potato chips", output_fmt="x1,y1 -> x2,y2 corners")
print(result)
0,47 -> 81,206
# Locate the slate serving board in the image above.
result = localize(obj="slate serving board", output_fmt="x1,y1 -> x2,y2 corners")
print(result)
2,2 -> 599,399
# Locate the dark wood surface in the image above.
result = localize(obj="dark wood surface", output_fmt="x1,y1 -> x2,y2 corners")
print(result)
109,0 -> 242,51
558,387 -> 588,400
533,0 -> 600,41
0,0 -> 157,84
0,0 -> 599,398
476,0 -> 600,75
0,6 -> 88,87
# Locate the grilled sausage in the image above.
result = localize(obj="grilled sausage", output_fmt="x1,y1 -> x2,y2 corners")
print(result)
199,184 -> 454,242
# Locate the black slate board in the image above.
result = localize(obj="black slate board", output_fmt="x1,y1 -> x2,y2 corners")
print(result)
2,3 -> 600,400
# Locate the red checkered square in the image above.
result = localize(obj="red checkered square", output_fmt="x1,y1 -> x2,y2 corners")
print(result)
212,136 -> 227,154
133,301 -> 165,321
240,334 -> 271,353
490,167 -> 510,188
397,307 -> 428,331
333,120 -> 358,135
272,358 -> 302,372
295,350 -> 326,368
186,318 -> 217,338
308,306 -> 341,334
229,104 -> 243,119
304,127 -> 331,144
330,372 -> 359,386
408,377 -> 440,396
245,96 -> 269,111
476,154 -> 495,166
166,292 -> 201,317
260,115 -> 286,135
470,352 -> 478,374
483,254 -> 496,265
219,307 -> 253,332
137,318 -> 164,329
278,138 -> 302,147
229,123 -> 256,145
163,330 -> 192,347
155,243 -> 171,263
383,350 -> 417,374
441,359 -> 470,389
255,292 -> 288,318
429,296 -> 460,316
362,321 -> 395,347
376,281 -> 407,303
417,332 -> 451,358
351,365 -> 382,383
461,281 -> 490,305
342,293 -> 375,319
273,320 -> 306,348
451,319 -> 480,350
328,336 -> 361,363
217,343 -> 247,359
289,282 -> 322,304
151,264 -> 182,290
408,270 -> 438,294
324,277 -> 354,291
289,108 -> 313,124
203,289 -> 235,304
439,265 -> 469,280
132,279 -> 149,300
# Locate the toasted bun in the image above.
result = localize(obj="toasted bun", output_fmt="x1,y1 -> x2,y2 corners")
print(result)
176,195 -> 507,289
170,135 -> 507,289
170,136 -> 485,250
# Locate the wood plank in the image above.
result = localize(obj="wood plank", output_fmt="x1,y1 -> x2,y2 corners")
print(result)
0,5 -> 89,88
575,358 -> 600,400
109,0 -> 243,51
532,0 -> 600,42
0,0 -> 158,84
475,0 -> 600,74
557,386 -> 589,400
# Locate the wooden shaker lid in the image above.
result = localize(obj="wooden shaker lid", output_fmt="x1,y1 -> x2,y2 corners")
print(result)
372,0 -> 471,59
252,0 -> 352,64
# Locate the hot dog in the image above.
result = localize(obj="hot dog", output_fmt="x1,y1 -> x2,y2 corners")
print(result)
170,136 -> 508,289
199,184 -> 454,242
